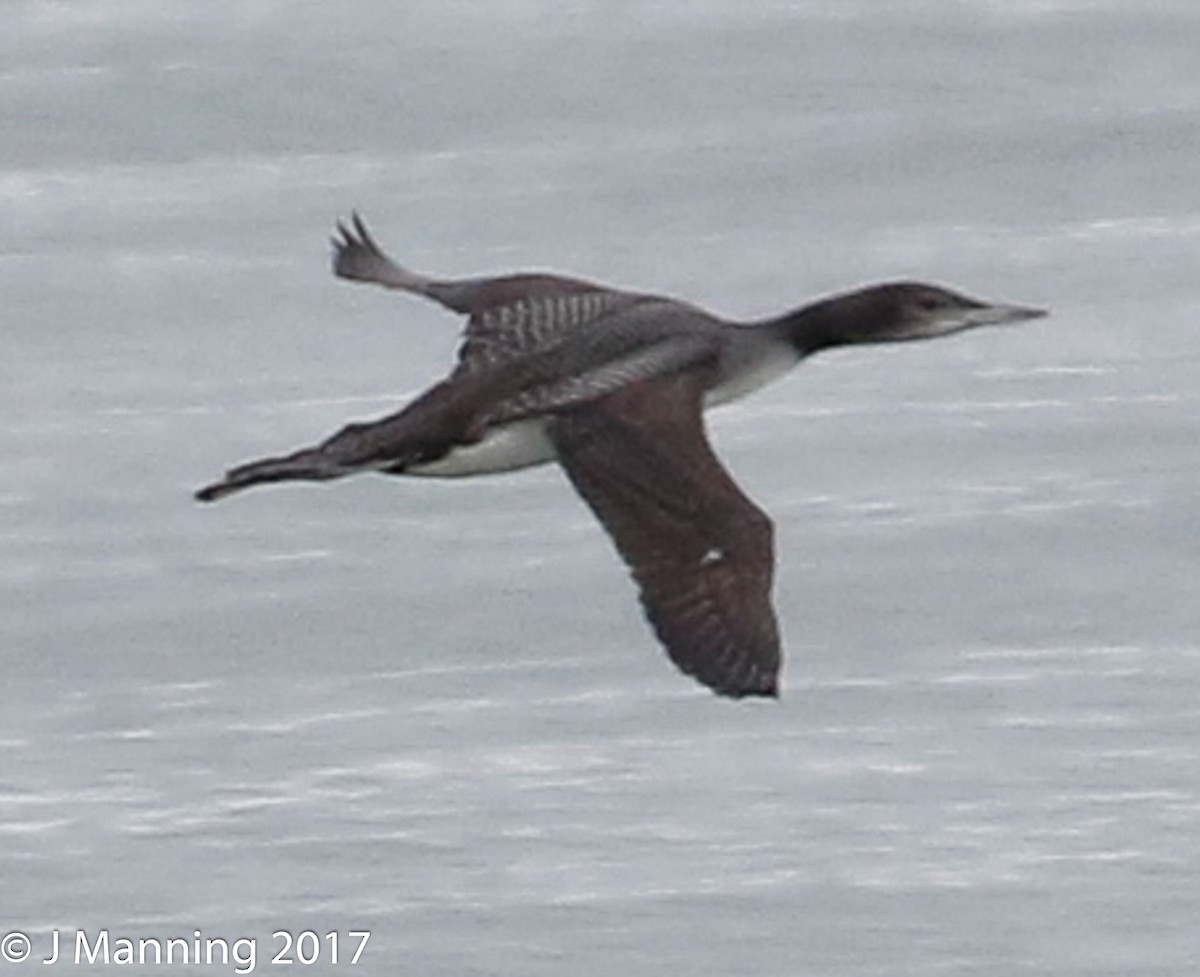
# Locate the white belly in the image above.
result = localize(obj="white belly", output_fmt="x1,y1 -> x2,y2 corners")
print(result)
406,418 -> 557,478
406,340 -> 798,479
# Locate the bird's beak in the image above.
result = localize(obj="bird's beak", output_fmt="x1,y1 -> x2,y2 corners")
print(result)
966,302 -> 1049,327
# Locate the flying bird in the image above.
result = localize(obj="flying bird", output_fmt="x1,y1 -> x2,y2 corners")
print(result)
196,214 -> 1045,698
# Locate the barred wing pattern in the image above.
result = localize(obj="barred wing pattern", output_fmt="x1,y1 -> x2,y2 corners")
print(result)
331,214 -> 645,375
452,285 -> 641,376
549,370 -> 781,698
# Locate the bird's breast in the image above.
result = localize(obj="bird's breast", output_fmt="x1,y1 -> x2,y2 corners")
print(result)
706,338 -> 801,408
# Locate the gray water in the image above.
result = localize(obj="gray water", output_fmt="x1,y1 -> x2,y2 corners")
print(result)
3,1 -> 1199,974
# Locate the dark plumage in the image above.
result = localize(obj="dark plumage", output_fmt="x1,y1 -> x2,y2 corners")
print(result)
197,214 -> 1046,698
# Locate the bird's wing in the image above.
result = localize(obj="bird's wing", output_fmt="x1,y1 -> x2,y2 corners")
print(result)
548,368 -> 781,698
450,284 -> 644,377
332,214 -> 648,375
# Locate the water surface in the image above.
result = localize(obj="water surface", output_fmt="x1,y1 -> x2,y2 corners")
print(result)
3,1 -> 1198,974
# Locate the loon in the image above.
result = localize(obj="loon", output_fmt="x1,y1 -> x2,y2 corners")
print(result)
196,214 -> 1046,699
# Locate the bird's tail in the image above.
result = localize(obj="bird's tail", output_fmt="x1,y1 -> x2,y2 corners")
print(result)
194,403 -> 463,503
194,447 -> 350,502
196,377 -> 487,503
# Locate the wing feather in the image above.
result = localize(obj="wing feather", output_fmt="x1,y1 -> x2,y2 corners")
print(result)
548,370 -> 781,698
331,215 -> 648,374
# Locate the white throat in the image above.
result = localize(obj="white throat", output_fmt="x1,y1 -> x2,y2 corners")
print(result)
706,338 -> 801,408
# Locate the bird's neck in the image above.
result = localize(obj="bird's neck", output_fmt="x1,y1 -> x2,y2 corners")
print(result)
763,298 -> 848,357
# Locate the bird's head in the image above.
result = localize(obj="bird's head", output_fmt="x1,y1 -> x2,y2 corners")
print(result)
827,281 -> 1047,345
